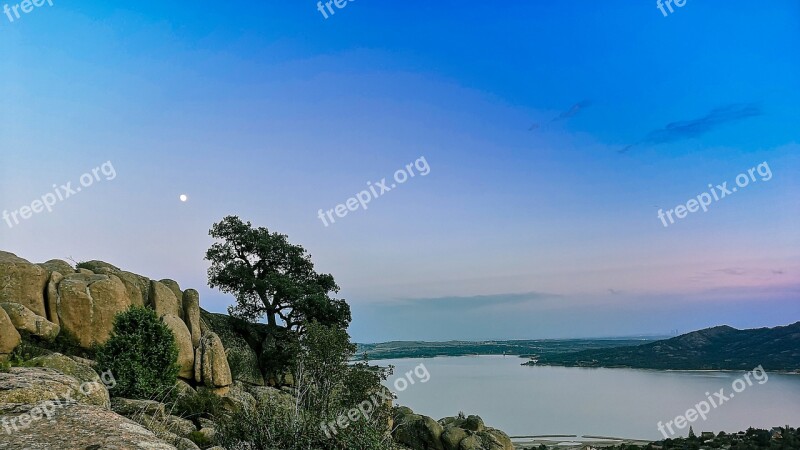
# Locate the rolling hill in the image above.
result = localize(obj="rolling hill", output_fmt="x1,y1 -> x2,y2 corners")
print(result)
530,322 -> 800,370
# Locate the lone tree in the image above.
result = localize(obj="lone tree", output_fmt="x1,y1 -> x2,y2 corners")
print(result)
206,216 -> 351,331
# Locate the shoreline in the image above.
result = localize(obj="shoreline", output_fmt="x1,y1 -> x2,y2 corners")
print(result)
510,435 -> 655,449
367,353 -> 800,374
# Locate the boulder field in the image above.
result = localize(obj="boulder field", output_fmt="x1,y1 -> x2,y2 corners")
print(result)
393,407 -> 515,450
0,251 -> 237,391
0,352 -> 249,449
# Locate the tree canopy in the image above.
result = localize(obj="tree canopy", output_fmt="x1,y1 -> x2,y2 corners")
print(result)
205,216 -> 351,331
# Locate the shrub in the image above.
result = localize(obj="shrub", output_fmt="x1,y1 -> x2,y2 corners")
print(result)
8,338 -> 51,365
6,331 -> 90,366
95,306 -> 180,400
217,322 -> 393,450
170,388 -> 226,421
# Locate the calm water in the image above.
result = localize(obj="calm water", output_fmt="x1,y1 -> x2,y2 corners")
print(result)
381,355 -> 800,440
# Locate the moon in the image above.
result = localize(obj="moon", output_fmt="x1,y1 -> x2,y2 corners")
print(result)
179,194 -> 188,202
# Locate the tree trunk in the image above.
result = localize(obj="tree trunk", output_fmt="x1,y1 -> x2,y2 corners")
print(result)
257,291 -> 277,327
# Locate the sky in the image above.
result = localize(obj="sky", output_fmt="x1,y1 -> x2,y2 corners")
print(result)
1,0 -> 798,342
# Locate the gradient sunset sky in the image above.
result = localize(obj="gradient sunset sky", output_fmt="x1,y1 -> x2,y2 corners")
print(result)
1,0 -> 798,342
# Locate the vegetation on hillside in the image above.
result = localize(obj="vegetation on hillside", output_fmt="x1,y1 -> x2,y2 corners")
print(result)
531,323 -> 800,370
527,427 -> 800,450
95,306 -> 180,399
216,322 -> 396,450
207,218 -> 397,449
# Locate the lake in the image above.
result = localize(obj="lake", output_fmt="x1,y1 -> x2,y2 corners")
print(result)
381,355 -> 800,441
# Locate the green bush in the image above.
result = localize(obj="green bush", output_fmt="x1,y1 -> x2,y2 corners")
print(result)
170,388 -> 226,421
95,306 -> 180,400
217,322 -> 393,450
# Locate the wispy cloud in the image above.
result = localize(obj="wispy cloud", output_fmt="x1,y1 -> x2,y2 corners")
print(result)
553,100 -> 592,121
388,291 -> 560,311
529,100 -> 592,130
619,103 -> 762,153
718,267 -> 748,276
689,266 -> 789,284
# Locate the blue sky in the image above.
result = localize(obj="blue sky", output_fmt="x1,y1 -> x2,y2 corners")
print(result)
1,0 -> 798,342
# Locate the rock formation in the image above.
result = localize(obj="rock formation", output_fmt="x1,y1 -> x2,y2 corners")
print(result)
0,302 -> 60,341
195,332 -> 233,392
161,314 -> 196,380
56,272 -> 131,348
0,307 -> 21,363
393,407 -> 514,450
151,280 -> 183,319
182,289 -> 202,348
0,358 -> 179,449
0,251 -> 48,317
0,251 -> 232,394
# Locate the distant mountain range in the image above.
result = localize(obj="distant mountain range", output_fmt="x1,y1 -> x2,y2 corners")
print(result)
529,322 -> 800,371
355,337 -> 662,360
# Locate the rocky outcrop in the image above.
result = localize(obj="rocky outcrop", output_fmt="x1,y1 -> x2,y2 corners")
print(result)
194,332 -> 233,390
116,270 -> 148,308
38,259 -> 75,276
441,415 -> 485,432
112,397 -> 203,450
0,248 -> 247,393
160,279 -> 183,306
0,251 -> 48,317
394,409 -> 513,450
195,310 -> 306,389
457,430 -> 514,450
394,408 -> 445,450
76,260 -> 122,274
74,261 -> 149,309
0,307 -> 21,362
0,367 -> 108,408
201,309 -> 280,387
0,302 -> 60,341
442,426 -> 470,450
45,271 -> 63,327
175,378 -> 196,397
218,381 -> 257,412
182,289 -> 202,348
110,397 -> 166,418
161,314 -> 195,379
0,356 -> 216,449
151,280 -> 182,319
0,403 -> 179,449
23,353 -> 110,408
241,383 -> 296,411
55,272 -> 131,348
